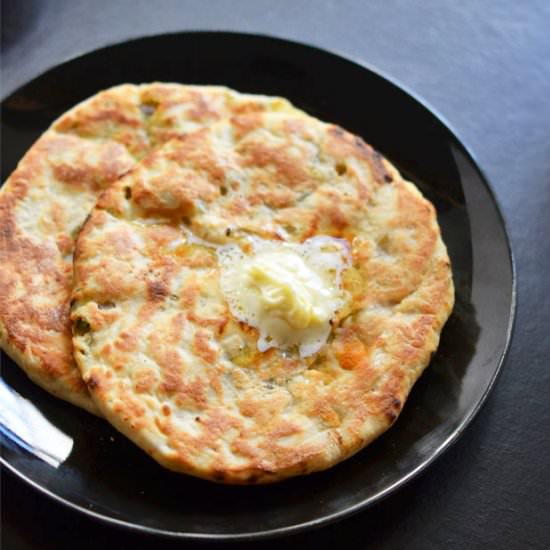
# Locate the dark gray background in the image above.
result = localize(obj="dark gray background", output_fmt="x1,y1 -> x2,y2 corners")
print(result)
2,1 -> 549,548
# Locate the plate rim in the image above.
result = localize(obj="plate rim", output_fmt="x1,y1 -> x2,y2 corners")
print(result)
0,29 -> 517,541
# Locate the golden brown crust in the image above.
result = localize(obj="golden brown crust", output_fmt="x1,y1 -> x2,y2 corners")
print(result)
0,133 -> 133,413
72,111 -> 454,482
0,84 -> 301,412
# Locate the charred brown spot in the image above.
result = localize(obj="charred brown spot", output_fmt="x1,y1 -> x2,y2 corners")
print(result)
283,224 -> 296,235
147,279 -> 169,302
98,301 -> 116,310
385,397 -> 402,423
370,150 -> 392,184
74,318 -> 90,335
0,220 -> 15,242
86,375 -> 99,390
124,186 -> 132,200
217,318 -> 228,335
335,162 -> 347,176
327,125 -> 394,185
330,126 -> 346,138
354,136 -> 369,151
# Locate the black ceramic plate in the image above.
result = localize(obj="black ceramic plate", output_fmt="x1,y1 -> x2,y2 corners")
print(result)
0,32 -> 515,540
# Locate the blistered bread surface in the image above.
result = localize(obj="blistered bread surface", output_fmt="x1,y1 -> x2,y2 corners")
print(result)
71,109 -> 454,481
0,84 -> 298,412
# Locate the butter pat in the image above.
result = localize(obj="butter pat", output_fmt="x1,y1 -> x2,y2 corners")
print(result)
248,252 -> 334,329
218,236 -> 350,357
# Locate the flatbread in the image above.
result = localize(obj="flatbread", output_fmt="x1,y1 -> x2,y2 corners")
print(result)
71,110 -> 454,482
0,84 -> 300,413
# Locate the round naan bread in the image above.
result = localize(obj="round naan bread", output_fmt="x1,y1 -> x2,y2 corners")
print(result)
71,109 -> 454,482
0,84 -> 300,413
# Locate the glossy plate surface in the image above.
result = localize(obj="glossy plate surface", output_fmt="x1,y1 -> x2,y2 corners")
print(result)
0,32 -> 515,540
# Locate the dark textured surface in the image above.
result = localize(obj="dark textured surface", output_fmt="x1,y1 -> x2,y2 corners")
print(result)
1,1 -> 549,548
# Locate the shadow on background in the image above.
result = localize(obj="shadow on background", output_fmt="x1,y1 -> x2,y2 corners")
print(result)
1,0 -> 43,52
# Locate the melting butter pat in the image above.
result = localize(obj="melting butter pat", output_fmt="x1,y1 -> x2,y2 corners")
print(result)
247,252 -> 334,329
217,236 -> 350,357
